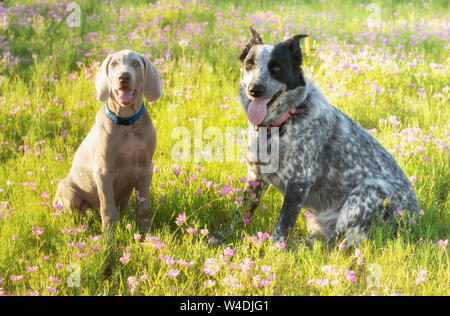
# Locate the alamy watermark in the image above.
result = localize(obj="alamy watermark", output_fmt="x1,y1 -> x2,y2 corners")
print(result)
67,263 -> 81,288
366,263 -> 382,288
366,3 -> 381,28
66,2 -> 81,28
171,120 -> 280,173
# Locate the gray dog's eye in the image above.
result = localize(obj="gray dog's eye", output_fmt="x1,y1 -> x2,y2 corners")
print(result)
133,61 -> 140,67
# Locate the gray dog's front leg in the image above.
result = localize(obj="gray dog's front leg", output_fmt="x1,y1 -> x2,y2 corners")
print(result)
135,171 -> 153,234
273,178 -> 314,244
94,171 -> 119,234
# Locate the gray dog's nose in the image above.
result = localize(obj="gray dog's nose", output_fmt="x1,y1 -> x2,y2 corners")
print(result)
249,83 -> 265,98
119,72 -> 131,83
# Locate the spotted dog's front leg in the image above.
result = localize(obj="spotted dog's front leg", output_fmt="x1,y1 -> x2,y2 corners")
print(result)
273,177 -> 315,244
235,165 -> 269,226
219,162 -> 269,238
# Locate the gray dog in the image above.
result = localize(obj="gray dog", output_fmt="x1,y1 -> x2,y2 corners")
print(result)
53,50 -> 162,234
229,27 -> 418,247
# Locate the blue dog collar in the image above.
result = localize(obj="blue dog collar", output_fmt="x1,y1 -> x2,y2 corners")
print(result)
104,101 -> 145,126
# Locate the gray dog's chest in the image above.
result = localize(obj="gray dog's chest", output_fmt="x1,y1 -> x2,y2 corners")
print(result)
115,130 -> 152,165
107,125 -> 154,189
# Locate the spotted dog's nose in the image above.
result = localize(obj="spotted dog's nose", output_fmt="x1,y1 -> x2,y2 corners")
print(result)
248,83 -> 265,98
119,72 -> 131,84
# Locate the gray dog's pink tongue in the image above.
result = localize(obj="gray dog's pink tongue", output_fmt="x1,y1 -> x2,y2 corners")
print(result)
117,88 -> 134,104
247,98 -> 270,125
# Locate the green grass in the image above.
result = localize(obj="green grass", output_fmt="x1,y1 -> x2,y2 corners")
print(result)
0,0 -> 448,296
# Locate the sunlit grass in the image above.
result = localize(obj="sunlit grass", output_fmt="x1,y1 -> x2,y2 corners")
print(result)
0,0 -> 448,296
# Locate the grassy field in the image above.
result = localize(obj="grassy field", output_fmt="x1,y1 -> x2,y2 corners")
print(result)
0,0 -> 448,296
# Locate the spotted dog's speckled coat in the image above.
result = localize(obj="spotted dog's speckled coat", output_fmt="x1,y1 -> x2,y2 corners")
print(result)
232,27 -> 418,246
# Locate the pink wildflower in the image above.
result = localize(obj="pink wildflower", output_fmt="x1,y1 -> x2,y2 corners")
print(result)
239,258 -> 255,272
134,234 -> 142,241
435,239 -> 448,251
167,269 -> 180,278
415,270 -> 427,284
416,277 -> 426,284
119,252 -> 131,264
201,228 -> 210,236
176,259 -> 194,267
175,212 -> 187,226
224,247 -> 234,258
47,287 -> 56,293
40,192 -> 50,199
90,245 -> 100,252
26,266 -> 39,272
222,276 -> 240,290
172,164 -> 182,176
203,258 -> 219,276
127,276 -> 138,293
316,279 -> 329,287
389,116 -> 401,127
321,265 -> 337,276
345,270 -> 357,283
10,275 -> 23,281
160,254 -> 175,266
204,280 -> 216,288
32,226 -> 44,236
186,227 -> 197,234
49,276 -> 63,284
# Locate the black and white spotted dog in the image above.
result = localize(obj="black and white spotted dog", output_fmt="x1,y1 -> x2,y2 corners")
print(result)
229,27 -> 418,247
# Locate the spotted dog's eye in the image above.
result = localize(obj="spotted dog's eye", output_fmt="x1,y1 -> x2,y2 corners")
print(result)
269,62 -> 281,72
110,61 -> 118,68
246,61 -> 255,71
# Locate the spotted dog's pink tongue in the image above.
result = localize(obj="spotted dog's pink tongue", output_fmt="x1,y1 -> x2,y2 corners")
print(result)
247,98 -> 270,125
117,88 -> 134,104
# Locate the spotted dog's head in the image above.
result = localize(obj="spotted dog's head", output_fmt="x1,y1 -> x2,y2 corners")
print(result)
238,26 -> 308,126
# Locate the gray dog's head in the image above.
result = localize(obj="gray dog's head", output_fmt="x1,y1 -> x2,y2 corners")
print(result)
95,50 -> 163,108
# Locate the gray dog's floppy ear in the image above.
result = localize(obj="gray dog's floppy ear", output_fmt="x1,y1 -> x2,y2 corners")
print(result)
238,25 -> 263,62
140,54 -> 163,102
95,54 -> 112,102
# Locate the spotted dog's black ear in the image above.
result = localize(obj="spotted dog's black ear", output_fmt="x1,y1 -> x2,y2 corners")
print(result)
282,34 -> 309,67
238,26 -> 263,62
